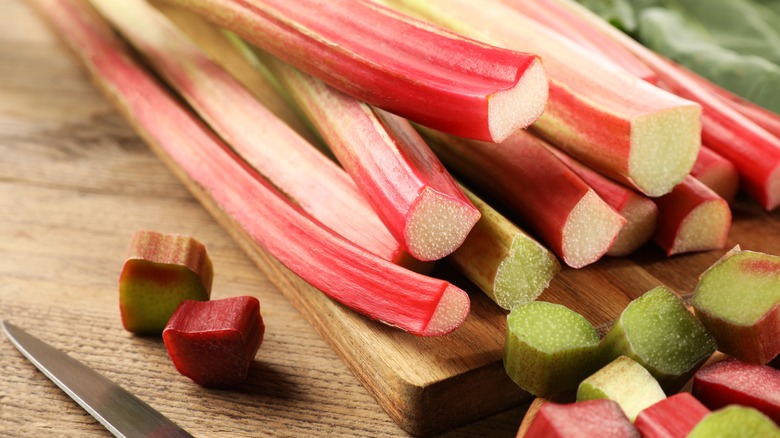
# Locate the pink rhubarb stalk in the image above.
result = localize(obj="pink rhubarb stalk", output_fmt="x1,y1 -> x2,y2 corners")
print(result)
265,58 -> 480,261
501,0 -> 657,84
652,176 -> 731,256
546,145 -> 658,256
690,146 -> 740,204
163,0 -> 548,143
87,0 -> 425,271
423,128 -> 625,268
634,393 -> 710,438
693,358 -> 780,423
546,0 -> 780,210
33,0 -> 469,336
386,0 -> 702,197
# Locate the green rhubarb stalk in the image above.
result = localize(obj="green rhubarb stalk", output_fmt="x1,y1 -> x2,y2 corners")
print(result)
449,185 -> 560,310
261,55 -> 481,261
86,0 -> 427,272
163,0 -> 549,143
34,0 -> 469,336
385,0 -> 702,197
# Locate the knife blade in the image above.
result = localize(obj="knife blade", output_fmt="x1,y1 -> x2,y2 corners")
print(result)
2,320 -> 194,438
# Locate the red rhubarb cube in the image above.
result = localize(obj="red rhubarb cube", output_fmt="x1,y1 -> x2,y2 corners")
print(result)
524,399 -> 639,437
163,296 -> 265,387
634,392 -> 710,438
693,358 -> 780,424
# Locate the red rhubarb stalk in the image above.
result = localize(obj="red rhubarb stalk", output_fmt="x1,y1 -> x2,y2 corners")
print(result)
87,0 -> 425,271
546,0 -> 780,210
263,57 -> 480,261
546,145 -> 658,256
423,128 -> 625,268
163,0 -> 548,143
652,176 -> 731,256
634,393 -> 710,438
501,0 -> 657,84
690,146 -> 740,204
33,0 -> 469,336
386,0 -> 702,197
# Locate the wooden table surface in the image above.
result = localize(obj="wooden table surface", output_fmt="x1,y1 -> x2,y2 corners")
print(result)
0,1 -> 526,436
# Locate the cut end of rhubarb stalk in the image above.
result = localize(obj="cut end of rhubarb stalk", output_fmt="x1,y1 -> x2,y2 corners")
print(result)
600,286 -> 716,392
577,356 -> 666,422
667,199 -> 731,256
504,301 -> 601,397
421,284 -> 470,336
488,58 -> 548,143
405,186 -> 481,261
693,248 -> 780,363
562,190 -> 625,268
687,406 -> 780,438
629,105 -> 701,197
607,195 -> 658,256
493,234 -> 561,309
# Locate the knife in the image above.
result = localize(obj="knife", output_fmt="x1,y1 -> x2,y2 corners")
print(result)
2,320 -> 194,438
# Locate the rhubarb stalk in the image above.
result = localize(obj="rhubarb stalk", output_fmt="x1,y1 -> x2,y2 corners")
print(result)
545,0 -> 780,210
546,145 -> 658,257
690,146 -> 740,204
32,0 -> 469,336
386,0 -> 702,197
449,185 -> 560,309
652,176 -> 731,256
262,56 -> 480,261
423,127 -> 625,268
501,0 -> 657,84
86,0 -> 426,271
162,0 -> 548,143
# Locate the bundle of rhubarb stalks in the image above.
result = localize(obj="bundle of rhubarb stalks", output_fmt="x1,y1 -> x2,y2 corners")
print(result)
26,0 -> 780,430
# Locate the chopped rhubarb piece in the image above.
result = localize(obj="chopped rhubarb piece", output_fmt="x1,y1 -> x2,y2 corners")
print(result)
387,0 -> 702,197
424,128 -> 625,268
693,358 -> 780,423
504,301 -> 601,397
634,393 -> 710,438
163,0 -> 548,142
266,58 -> 480,261
119,230 -> 212,335
692,247 -> 780,363
524,399 -> 640,438
598,286 -> 716,392
547,145 -> 658,256
652,176 -> 731,256
87,0 -> 423,271
35,0 -> 469,336
449,184 -> 560,309
687,406 -> 780,437
690,146 -> 740,204
577,356 -> 666,422
163,296 -> 265,387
